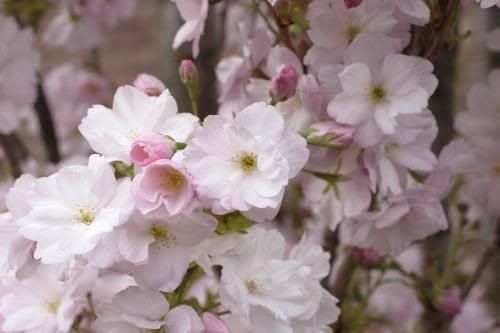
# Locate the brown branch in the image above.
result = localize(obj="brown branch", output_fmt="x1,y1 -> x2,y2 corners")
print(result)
424,0 -> 460,61
460,246 -> 497,301
0,134 -> 24,179
34,81 -> 60,163
261,0 -> 296,54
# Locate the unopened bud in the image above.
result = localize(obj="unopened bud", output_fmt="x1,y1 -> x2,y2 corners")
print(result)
270,65 -> 300,102
179,60 -> 198,85
345,0 -> 363,8
307,121 -> 355,149
436,289 -> 462,317
351,248 -> 383,267
130,133 -> 175,167
133,73 -> 166,97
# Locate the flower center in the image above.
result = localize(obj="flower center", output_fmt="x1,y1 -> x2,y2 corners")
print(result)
345,24 -> 361,43
149,224 -> 177,248
245,280 -> 258,293
370,85 -> 386,104
232,152 -> 258,174
494,166 -> 500,175
78,207 -> 95,225
46,298 -> 60,314
161,170 -> 185,191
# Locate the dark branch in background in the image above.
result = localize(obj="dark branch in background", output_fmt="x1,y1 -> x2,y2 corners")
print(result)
461,246 -> 497,301
425,0 -> 461,62
0,134 -> 25,179
330,248 -> 357,333
35,81 -> 60,163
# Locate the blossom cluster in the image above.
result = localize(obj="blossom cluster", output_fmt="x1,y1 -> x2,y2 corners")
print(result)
0,0 -> 499,333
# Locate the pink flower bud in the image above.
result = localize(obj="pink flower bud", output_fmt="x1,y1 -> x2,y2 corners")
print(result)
270,64 -> 300,102
437,289 -> 462,317
203,313 -> 230,333
179,60 -> 199,85
351,248 -> 383,267
130,133 -> 176,167
133,73 -> 166,97
345,0 -> 363,8
132,159 -> 195,216
308,121 -> 355,149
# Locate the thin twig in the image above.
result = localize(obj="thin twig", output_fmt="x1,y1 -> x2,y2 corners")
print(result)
0,134 -> 23,179
460,246 -> 497,301
261,0 -> 296,54
424,0 -> 460,61
330,248 -> 357,301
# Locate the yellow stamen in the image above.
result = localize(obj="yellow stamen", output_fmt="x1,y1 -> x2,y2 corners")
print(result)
371,85 -> 386,104
232,152 -> 258,174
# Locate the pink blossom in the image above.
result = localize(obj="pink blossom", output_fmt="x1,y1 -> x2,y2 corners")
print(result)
308,121 -> 355,149
351,248 -> 383,267
132,159 -> 195,216
203,313 -> 230,333
179,60 -> 199,84
437,289 -> 463,318
270,65 -> 300,102
133,73 -> 166,97
130,133 -> 176,167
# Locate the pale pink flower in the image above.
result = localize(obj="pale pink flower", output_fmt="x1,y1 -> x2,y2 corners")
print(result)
368,247 -> 423,332
0,265 -> 97,333
393,0 -> 430,26
217,29 -> 273,116
80,85 -> 199,163
455,69 -> 500,142
303,149 -> 371,231
130,134 -> 176,167
328,53 -> 436,137
18,155 -> 134,264
342,179 -> 448,255
45,62 -> 111,141
172,0 -> 209,58
93,287 -> 204,332
246,46 -> 320,131
119,208 -> 216,292
0,15 -> 39,135
203,313 -> 230,333
305,0 -> 403,70
183,103 -> 309,222
2,174 -> 38,278
43,0 -> 138,52
132,159 -> 195,216
362,111 -> 438,195
133,73 -> 166,96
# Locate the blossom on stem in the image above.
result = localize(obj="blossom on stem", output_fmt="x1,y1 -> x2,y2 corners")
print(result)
18,155 -> 134,264
183,102 -> 309,222
133,73 -> 166,97
79,85 -> 199,163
